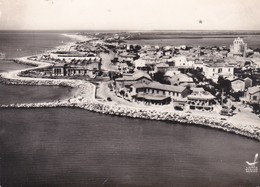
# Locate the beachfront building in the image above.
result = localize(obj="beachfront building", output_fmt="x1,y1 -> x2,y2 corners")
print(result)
130,82 -> 191,104
52,61 -> 100,77
229,37 -> 247,57
203,63 -> 234,81
49,51 -> 101,63
52,63 -> 65,76
186,91 -> 216,111
114,71 -> 152,90
243,86 -> 260,104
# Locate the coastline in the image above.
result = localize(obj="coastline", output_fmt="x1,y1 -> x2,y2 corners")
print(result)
0,34 -> 259,141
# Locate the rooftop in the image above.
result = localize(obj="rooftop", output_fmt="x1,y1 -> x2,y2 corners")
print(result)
248,86 -> 260,95
132,82 -> 187,93
187,91 -> 215,100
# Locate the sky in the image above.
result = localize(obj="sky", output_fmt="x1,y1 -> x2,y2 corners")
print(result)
0,0 -> 260,30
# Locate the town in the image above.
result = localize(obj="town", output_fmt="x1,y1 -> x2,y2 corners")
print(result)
22,32 -> 260,118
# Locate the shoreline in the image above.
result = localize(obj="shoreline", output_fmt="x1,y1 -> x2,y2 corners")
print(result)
0,34 -> 259,141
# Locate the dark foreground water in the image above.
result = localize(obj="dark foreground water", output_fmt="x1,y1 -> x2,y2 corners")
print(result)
0,108 -> 259,187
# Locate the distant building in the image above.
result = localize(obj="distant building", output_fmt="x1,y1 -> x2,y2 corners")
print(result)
118,52 -> 137,63
230,37 -> 247,57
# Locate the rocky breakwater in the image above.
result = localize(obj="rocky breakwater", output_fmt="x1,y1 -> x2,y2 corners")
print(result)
72,100 -> 260,141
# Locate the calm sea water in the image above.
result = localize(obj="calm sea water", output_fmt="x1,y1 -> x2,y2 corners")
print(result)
0,108 -> 259,187
0,31 -> 259,187
0,83 -> 74,105
0,31 -> 73,58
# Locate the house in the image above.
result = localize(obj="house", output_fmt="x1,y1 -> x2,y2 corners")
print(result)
141,55 -> 159,64
114,71 -> 152,89
130,82 -> 191,103
154,63 -> 170,73
186,91 -> 216,111
174,56 -> 194,68
167,73 -> 194,86
244,86 -> 260,104
227,76 -> 245,92
203,63 -> 234,81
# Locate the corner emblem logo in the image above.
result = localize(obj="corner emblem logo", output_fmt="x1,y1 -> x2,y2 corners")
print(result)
245,153 -> 258,173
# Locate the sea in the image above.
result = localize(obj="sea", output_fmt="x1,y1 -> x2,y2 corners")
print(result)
0,31 -> 260,187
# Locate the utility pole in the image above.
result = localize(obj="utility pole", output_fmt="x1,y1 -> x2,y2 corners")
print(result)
221,88 -> 224,106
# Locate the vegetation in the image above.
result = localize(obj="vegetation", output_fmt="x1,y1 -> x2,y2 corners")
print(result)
152,71 -> 170,84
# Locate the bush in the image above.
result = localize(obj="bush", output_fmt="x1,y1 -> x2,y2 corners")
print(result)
174,106 -> 183,111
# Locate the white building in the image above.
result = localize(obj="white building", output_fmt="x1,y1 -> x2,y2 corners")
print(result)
174,56 -> 194,68
203,63 -> 234,81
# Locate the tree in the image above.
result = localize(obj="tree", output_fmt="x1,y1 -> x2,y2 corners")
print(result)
217,76 -> 231,95
153,71 -> 170,84
252,103 -> 260,114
